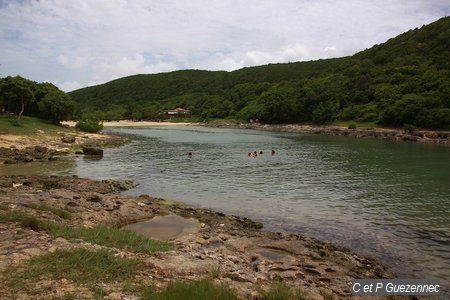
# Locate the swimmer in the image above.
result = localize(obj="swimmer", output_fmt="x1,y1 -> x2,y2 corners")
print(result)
188,152 -> 193,159
259,150 -> 263,155
247,152 -> 252,157
271,149 -> 276,155
253,151 -> 258,157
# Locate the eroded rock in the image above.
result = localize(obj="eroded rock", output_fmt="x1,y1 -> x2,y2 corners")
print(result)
82,146 -> 103,156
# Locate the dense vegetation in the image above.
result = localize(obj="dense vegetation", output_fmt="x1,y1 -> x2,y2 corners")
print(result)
0,76 -> 75,124
70,17 -> 450,129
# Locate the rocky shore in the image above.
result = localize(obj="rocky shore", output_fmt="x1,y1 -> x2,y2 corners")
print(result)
0,130 -> 127,164
205,121 -> 450,146
0,175 -> 393,299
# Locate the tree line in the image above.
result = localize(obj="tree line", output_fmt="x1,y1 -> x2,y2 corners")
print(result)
0,76 -> 75,124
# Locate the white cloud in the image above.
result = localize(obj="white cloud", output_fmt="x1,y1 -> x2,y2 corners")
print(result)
57,55 -> 88,70
54,81 -> 82,92
93,54 -> 177,81
0,0 -> 448,90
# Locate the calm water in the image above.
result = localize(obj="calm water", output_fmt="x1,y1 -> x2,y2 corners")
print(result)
2,126 -> 449,284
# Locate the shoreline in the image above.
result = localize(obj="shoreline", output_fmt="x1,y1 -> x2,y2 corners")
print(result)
204,121 -> 450,146
64,119 -> 450,146
0,174 -> 392,298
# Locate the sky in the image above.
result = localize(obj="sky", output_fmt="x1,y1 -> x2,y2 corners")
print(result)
0,1 -> 449,92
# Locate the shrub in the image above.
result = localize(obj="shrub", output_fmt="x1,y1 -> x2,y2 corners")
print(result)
76,119 -> 103,133
403,123 -> 417,134
348,121 -> 357,130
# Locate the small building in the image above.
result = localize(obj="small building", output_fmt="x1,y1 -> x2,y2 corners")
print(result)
165,107 -> 191,118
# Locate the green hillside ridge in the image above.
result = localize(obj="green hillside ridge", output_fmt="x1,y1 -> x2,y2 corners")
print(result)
70,17 -> 449,129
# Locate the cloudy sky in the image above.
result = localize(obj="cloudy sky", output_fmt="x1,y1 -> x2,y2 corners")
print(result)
0,0 -> 449,91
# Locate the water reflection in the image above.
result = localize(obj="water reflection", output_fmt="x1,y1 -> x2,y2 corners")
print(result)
0,156 -> 76,176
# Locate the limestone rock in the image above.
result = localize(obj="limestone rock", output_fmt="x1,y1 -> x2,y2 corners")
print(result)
82,146 -> 103,156
61,136 -> 76,143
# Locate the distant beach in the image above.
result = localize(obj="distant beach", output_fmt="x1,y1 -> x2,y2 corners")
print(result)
62,120 -> 199,127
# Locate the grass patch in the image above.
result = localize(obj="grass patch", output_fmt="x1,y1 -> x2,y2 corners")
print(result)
91,286 -> 107,300
0,115 -> 73,135
261,282 -> 304,300
47,225 -> 172,254
26,203 -> 71,219
0,210 -> 41,230
2,248 -> 141,291
0,211 -> 171,254
141,279 -> 239,300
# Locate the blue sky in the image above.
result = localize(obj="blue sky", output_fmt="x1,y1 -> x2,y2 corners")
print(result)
0,0 -> 449,91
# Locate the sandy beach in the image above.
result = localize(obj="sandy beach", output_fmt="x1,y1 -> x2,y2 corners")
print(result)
62,120 -> 199,127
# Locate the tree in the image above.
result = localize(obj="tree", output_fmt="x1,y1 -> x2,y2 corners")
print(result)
37,86 -> 75,123
0,76 -> 37,118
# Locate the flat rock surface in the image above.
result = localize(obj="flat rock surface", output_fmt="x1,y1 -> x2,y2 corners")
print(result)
0,175 -> 394,299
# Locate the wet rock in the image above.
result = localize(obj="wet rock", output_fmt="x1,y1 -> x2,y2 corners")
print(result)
34,146 -> 48,154
21,156 -> 34,162
402,135 -> 418,142
437,132 -> 448,139
413,131 -> 425,137
425,131 -> 438,139
87,194 -> 103,203
102,179 -> 136,191
82,147 -> 103,156
3,158 -> 17,164
61,136 -> 76,143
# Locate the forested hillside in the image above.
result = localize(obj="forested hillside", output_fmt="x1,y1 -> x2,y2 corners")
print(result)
70,17 -> 450,129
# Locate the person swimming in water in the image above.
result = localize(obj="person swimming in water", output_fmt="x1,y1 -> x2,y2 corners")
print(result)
259,150 -> 263,155
271,149 -> 276,155
188,152 -> 193,159
253,151 -> 258,157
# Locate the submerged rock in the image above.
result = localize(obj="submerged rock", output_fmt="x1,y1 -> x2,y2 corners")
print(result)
402,135 -> 418,142
82,146 -> 103,156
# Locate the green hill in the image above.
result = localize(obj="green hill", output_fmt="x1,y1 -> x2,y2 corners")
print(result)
70,17 -> 450,129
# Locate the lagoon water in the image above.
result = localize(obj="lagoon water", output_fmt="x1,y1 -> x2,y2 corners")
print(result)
3,126 -> 449,283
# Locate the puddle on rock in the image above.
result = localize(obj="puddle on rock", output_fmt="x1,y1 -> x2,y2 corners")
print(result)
124,214 -> 200,241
